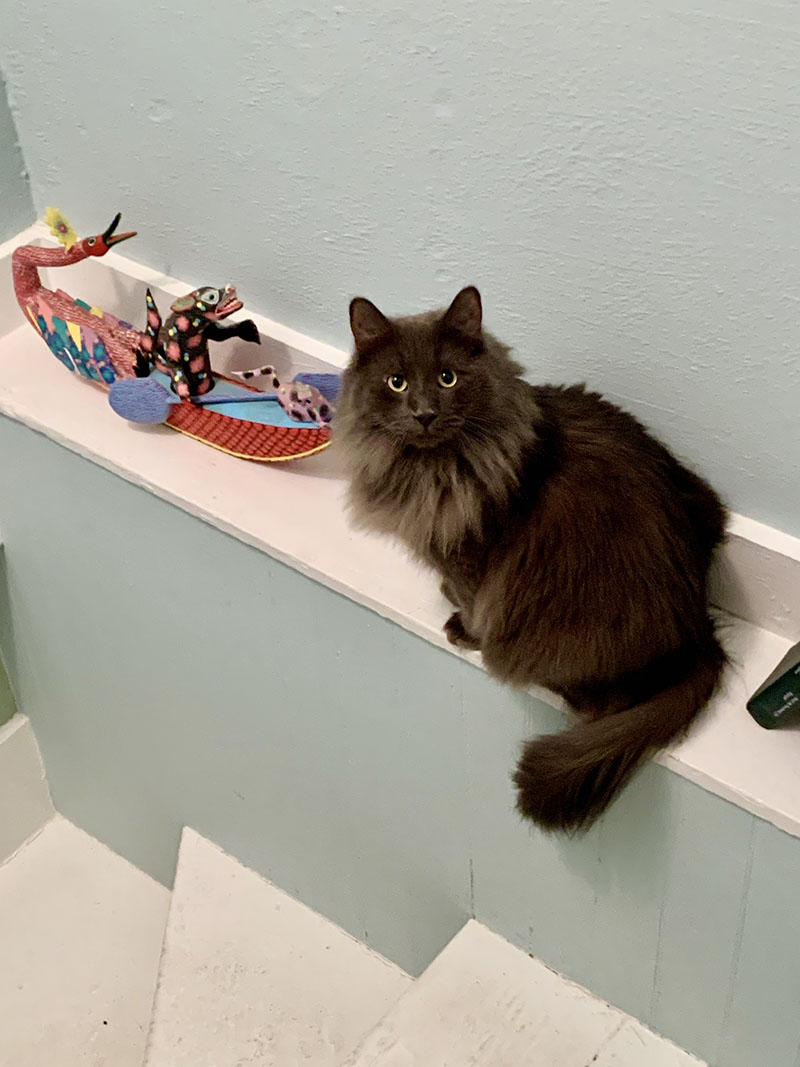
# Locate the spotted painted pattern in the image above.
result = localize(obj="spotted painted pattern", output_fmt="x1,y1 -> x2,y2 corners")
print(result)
135,285 -> 260,398
231,364 -> 335,426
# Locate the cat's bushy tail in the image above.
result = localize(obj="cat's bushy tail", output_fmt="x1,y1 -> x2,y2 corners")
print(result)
514,638 -> 727,833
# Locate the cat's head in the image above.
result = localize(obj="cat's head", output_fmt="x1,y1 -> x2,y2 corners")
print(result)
340,286 -> 519,451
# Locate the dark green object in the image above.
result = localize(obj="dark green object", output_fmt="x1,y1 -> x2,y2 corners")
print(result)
747,642 -> 800,729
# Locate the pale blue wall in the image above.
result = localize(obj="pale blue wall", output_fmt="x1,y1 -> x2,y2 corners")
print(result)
0,70 -> 33,241
1,416 -> 799,1066
1,3 -> 799,534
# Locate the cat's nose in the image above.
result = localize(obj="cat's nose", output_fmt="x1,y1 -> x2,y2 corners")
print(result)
414,411 -> 437,429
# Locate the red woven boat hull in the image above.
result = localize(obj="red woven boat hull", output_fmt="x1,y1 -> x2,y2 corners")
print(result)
165,376 -> 331,461
166,373 -> 332,460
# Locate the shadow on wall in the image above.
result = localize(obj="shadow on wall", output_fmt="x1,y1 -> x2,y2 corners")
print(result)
0,661 -> 17,728
0,551 -> 18,727
0,71 -> 34,243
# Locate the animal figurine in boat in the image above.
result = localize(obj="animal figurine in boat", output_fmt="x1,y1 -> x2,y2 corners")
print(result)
11,209 -> 332,462
136,285 -> 261,398
231,364 -> 335,426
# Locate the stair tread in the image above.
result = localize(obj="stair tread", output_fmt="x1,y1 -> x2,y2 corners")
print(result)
145,827 -> 411,1067
595,1019 -> 705,1066
342,921 -> 704,1067
0,815 -> 169,1067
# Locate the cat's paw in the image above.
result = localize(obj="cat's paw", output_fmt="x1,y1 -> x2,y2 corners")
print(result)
444,612 -> 481,650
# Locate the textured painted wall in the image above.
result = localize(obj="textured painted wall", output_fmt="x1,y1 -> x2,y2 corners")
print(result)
0,70 -> 33,242
1,2 -> 799,534
2,417 -> 800,1065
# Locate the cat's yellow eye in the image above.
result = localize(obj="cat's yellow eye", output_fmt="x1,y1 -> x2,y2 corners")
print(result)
438,369 -> 458,388
387,374 -> 408,393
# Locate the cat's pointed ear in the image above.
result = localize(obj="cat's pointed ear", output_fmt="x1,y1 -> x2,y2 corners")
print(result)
349,297 -> 392,352
442,286 -> 483,341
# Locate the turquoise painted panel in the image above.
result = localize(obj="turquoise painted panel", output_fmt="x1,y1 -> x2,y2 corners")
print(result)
0,72 -> 33,241
3,414 -> 800,1063
0,416 -> 470,975
3,3 -> 800,534
582,764 -> 674,1025
461,668 -> 603,988
718,820 -> 800,1067
649,784 -> 755,1064
464,664 -> 674,1025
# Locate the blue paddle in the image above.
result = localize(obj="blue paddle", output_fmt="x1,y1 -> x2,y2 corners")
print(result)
109,377 -> 278,425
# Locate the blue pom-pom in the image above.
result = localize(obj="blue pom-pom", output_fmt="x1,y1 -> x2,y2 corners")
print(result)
109,377 -> 176,424
293,373 -> 341,404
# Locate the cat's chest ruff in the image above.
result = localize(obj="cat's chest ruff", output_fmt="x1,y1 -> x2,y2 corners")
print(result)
382,460 -> 483,557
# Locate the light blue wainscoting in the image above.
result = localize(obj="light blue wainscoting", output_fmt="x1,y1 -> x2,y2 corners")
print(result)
0,414 -> 798,1066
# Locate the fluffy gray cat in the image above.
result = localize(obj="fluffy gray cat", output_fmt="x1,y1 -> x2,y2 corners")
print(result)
337,287 -> 726,832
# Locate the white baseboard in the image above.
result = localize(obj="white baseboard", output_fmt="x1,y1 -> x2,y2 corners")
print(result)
0,714 -> 54,865
712,513 -> 800,641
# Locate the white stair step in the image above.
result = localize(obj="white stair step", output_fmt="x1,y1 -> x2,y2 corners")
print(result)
594,1020 -> 704,1066
145,827 -> 412,1067
0,815 -> 170,1067
342,920 -> 704,1067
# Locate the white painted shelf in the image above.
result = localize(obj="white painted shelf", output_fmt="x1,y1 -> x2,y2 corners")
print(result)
145,828 -> 411,1067
1,225 -> 799,839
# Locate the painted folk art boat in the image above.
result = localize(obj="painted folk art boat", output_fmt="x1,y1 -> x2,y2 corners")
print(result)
12,210 -> 333,462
